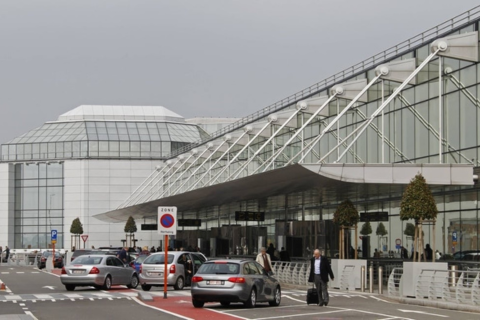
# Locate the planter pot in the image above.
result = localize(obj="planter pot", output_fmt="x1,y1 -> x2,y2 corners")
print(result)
401,261 -> 447,297
331,259 -> 367,290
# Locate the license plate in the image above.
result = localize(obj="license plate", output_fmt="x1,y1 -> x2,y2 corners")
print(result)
149,272 -> 162,277
73,270 -> 84,274
207,281 -> 223,285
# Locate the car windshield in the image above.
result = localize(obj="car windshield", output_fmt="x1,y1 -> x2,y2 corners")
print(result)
135,255 -> 149,264
197,262 -> 240,275
72,256 -> 103,265
43,252 -> 61,257
143,254 -> 174,264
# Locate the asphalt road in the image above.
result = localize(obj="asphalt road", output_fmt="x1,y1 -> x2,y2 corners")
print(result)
1,265 -> 479,320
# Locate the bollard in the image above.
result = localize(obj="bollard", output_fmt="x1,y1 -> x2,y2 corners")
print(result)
361,266 -> 366,292
450,265 -> 457,287
378,266 -> 383,294
369,265 -> 374,293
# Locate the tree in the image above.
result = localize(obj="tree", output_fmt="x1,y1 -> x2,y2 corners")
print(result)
404,223 -> 415,238
333,200 -> 359,259
376,222 -> 388,252
70,218 -> 83,250
124,216 -> 137,234
124,216 -> 137,247
70,218 -> 83,234
400,173 -> 438,262
360,221 -> 372,236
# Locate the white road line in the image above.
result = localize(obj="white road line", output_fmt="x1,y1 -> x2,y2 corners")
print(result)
398,309 -> 449,317
131,297 -> 194,320
0,272 -> 9,274
283,295 -> 307,304
19,303 -> 25,306
24,311 -> 39,320
34,294 -> 53,299
254,309 -> 351,320
225,303 -> 308,312
16,272 -> 25,274
5,295 -> 22,300
64,294 -> 83,298
205,307 -> 250,320
327,306 -> 415,320
369,295 -> 398,304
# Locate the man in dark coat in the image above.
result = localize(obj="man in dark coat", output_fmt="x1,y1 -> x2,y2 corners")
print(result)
308,249 -> 334,306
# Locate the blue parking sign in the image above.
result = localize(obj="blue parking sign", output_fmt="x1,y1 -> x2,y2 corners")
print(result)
51,230 -> 57,241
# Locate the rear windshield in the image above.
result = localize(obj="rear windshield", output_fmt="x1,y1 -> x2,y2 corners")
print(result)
135,255 -> 149,264
197,263 -> 240,275
72,256 -> 103,265
143,254 -> 174,264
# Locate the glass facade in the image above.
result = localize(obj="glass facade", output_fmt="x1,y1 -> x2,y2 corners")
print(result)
14,162 -> 64,249
1,121 -> 210,161
146,21 -> 480,258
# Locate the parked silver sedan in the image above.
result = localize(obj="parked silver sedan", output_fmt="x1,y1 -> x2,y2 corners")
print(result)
60,255 -> 139,291
190,259 -> 281,308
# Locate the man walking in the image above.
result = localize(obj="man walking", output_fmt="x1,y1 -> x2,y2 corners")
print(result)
308,249 -> 334,306
256,247 -> 273,274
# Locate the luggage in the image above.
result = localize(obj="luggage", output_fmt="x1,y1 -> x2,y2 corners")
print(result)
306,285 -> 319,305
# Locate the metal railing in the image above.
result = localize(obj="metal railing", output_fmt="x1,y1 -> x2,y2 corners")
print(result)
271,261 -> 310,286
166,5 -> 480,160
387,268 -> 480,306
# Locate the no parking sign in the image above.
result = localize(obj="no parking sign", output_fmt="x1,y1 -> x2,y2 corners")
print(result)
158,207 -> 177,236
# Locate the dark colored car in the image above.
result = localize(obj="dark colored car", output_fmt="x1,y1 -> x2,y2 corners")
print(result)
38,251 -> 63,269
191,259 -> 281,308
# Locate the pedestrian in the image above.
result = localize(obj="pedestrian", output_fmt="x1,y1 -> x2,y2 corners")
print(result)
308,249 -> 334,307
5,246 -> 10,262
150,246 -> 156,253
435,250 -> 442,260
279,247 -> 290,262
256,247 -> 273,275
401,246 -> 409,259
117,247 -> 127,263
425,244 -> 433,260
266,243 -> 275,257
91,245 -> 95,249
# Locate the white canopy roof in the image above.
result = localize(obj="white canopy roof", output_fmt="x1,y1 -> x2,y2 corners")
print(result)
58,105 -> 185,122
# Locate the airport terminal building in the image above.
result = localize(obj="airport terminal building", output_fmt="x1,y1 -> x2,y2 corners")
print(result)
2,7 -> 480,258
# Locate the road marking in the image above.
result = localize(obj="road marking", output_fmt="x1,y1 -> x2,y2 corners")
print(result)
254,309 -> 351,320
5,295 -> 22,300
369,295 -> 397,304
131,297 -> 195,320
64,294 -> 83,298
34,295 -> 53,299
24,311 -> 39,320
398,309 -> 449,317
225,303 -> 307,312
206,307 -> 250,320
31,272 -> 39,274
283,295 -> 307,304
92,293 -> 113,297
42,286 -> 56,290
0,272 -> 9,274
19,303 -> 25,306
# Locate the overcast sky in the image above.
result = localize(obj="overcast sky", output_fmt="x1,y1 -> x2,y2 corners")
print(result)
0,1 -> 479,143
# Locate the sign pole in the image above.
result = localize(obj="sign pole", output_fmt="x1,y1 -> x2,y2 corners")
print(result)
52,242 -> 55,268
164,235 -> 168,299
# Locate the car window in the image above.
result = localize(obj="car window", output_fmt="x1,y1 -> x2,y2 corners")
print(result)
197,263 -> 240,275
191,254 -> 203,266
113,257 -> 125,267
144,254 -> 174,264
135,255 -> 149,264
106,257 -> 115,266
73,256 -> 103,265
193,253 -> 206,263
247,262 -> 262,275
177,254 -> 189,264
253,261 -> 266,274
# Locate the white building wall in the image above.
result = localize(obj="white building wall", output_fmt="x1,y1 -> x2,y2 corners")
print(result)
64,159 -> 162,250
0,163 -> 14,248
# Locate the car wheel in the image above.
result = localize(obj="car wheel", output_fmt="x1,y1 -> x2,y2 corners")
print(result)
141,284 -> 152,291
174,276 -> 184,290
244,288 -> 256,308
220,301 -> 231,307
269,286 -> 281,306
127,275 -> 139,289
65,285 -> 76,291
192,299 -> 204,308
102,276 -> 112,290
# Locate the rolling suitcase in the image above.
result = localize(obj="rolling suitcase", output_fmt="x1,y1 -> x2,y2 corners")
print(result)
306,284 -> 319,305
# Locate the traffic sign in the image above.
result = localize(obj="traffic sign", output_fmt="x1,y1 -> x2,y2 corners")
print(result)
395,238 -> 402,250
158,206 -> 177,236
51,230 -> 57,244
452,231 -> 458,245
81,235 -> 89,242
